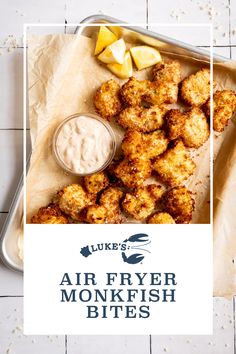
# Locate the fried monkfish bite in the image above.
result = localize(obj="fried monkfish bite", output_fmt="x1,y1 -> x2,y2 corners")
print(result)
204,90 -> 236,132
58,184 -> 93,221
85,205 -> 108,224
120,76 -> 178,106
163,186 -> 194,224
121,130 -> 168,160
99,187 -> 124,223
152,60 -> 181,84
120,76 -> 151,106
117,105 -> 168,132
153,140 -> 196,186
85,187 -> 124,224
83,171 -> 109,195
122,184 -> 163,220
182,107 -> 209,148
114,158 -> 152,188
165,109 -> 186,140
147,212 -> 175,224
31,203 -> 69,224
145,81 -> 179,105
94,79 -> 122,120
180,68 -> 211,106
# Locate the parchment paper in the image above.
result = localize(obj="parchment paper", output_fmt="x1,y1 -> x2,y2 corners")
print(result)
26,33 -> 236,296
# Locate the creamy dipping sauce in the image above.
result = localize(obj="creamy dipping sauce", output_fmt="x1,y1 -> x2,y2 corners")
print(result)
55,115 -> 114,175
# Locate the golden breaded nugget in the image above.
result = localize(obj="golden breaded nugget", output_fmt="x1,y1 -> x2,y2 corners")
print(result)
100,187 -> 124,223
100,186 -> 123,208
94,79 -> 122,120
147,212 -> 175,224
117,105 -> 168,132
114,158 -> 152,188
204,90 -> 236,132
83,171 -> 109,195
165,109 -> 186,140
121,130 -> 168,160
122,184 -> 163,220
85,205 -> 108,224
163,186 -> 194,224
182,107 -> 209,148
120,76 -> 151,106
31,204 -> 69,224
58,184 -> 93,221
152,60 -> 181,84
180,68 -> 211,106
143,130 -> 169,159
153,140 -> 196,186
120,76 -> 178,106
121,131 -> 143,160
145,81 -> 179,105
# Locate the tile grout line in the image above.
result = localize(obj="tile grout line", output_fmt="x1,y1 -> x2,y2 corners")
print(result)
0,128 -> 30,131
149,334 -> 152,354
146,0 -> 149,29
65,334 -> 68,354
0,295 -> 23,298
64,1 -> 67,34
197,45 -> 233,48
0,46 -> 24,49
228,0 -> 232,58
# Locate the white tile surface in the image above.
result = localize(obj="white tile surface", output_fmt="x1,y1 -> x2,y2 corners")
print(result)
148,0 -> 230,46
0,0 -> 66,45
152,298 -> 234,354
67,335 -> 149,354
0,130 -> 30,212
0,264 -> 23,295
230,0 -> 236,45
0,297 -> 65,353
65,0 -> 147,25
0,49 -> 24,129
65,0 -> 147,35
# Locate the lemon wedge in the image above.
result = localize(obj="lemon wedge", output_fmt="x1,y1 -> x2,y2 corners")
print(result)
130,45 -> 162,70
98,39 -> 126,64
108,26 -> 122,38
107,51 -> 133,79
94,26 -> 117,55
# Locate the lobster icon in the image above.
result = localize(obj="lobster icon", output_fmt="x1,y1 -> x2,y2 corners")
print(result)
121,233 -> 151,264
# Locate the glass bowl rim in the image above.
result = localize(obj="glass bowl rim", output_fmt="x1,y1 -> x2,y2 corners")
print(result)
52,112 -> 116,176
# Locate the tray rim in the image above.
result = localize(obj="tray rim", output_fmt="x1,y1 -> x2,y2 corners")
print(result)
0,174 -> 23,273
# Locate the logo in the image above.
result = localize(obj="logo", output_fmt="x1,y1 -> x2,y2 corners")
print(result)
80,233 -> 151,264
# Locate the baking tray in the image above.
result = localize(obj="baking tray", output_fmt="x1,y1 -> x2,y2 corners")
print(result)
0,14 -> 231,273
0,175 -> 23,272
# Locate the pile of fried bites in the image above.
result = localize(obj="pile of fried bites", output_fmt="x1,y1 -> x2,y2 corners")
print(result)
31,59 -> 236,224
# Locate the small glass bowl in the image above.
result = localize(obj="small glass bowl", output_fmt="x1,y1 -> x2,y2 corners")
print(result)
52,113 -> 116,176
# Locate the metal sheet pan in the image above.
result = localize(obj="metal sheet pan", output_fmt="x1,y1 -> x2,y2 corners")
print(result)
0,175 -> 23,272
0,14 -> 232,273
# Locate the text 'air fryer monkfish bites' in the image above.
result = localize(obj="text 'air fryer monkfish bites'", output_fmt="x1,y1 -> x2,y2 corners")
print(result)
31,46 -> 236,225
